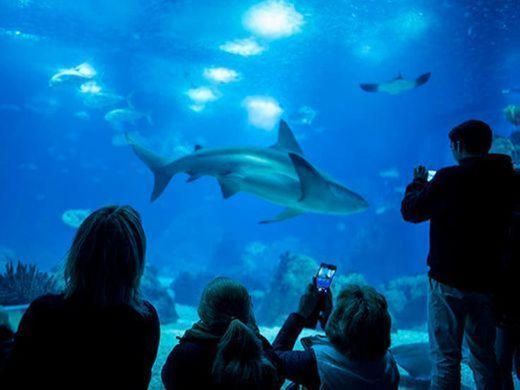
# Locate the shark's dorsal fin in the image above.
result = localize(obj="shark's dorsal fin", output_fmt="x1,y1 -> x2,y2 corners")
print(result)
271,120 -> 304,155
289,153 -> 329,201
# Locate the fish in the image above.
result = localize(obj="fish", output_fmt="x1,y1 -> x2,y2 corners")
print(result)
360,72 -> 431,95
83,92 -> 125,109
49,63 -> 96,86
74,111 -> 90,120
62,209 -> 91,228
104,108 -> 152,130
290,106 -> 317,125
127,120 -> 369,223
379,168 -> 400,179
502,87 -> 520,95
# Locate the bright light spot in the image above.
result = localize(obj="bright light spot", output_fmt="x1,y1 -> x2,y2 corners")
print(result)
203,67 -> 240,83
243,96 -> 283,131
75,63 -> 97,78
189,104 -> 205,112
219,38 -> 266,56
79,81 -> 102,94
186,87 -> 219,104
244,1 -> 304,39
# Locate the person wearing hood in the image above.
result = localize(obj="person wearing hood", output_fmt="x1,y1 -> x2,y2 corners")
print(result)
161,277 -> 281,389
401,120 -> 517,389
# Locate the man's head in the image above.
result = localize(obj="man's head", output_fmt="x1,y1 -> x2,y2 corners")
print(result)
449,120 -> 493,162
325,284 -> 391,360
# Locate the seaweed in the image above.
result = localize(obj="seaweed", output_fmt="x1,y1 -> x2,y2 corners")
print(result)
0,261 -> 60,306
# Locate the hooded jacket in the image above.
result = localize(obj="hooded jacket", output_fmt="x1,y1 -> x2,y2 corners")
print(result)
401,154 -> 517,292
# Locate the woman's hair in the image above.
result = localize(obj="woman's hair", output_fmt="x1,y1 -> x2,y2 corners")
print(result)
212,319 -> 279,389
198,277 -> 255,333
326,284 -> 391,360
199,277 -> 278,389
64,205 -> 147,313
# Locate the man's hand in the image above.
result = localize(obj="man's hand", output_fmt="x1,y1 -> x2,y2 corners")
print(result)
414,166 -> 428,181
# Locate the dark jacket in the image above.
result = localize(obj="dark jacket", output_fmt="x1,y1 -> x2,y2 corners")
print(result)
161,326 -> 280,389
1,294 -> 160,390
401,154 -> 517,292
498,169 -> 520,324
272,313 -> 399,390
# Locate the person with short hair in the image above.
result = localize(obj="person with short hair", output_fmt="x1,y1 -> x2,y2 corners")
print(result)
1,206 -> 160,389
272,283 -> 399,389
161,277 -> 281,390
401,120 -> 517,389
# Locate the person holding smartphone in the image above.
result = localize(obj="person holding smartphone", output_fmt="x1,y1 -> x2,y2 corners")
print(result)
272,267 -> 399,390
401,120 -> 519,389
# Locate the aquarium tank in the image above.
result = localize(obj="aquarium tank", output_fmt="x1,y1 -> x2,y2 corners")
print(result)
0,0 -> 519,387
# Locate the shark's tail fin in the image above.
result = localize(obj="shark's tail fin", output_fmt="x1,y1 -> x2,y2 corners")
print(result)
126,134 -> 176,202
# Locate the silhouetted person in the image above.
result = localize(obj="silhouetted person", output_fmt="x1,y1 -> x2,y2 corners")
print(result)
161,277 -> 280,389
273,284 -> 399,389
1,206 -> 160,389
402,120 -> 517,389
496,189 -> 520,389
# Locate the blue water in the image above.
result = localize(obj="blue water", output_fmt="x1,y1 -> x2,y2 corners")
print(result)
0,0 -> 519,287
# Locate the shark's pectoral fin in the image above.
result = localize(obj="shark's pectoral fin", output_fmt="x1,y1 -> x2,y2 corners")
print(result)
218,177 -> 240,199
271,120 -> 304,155
360,83 -> 379,92
415,72 -> 431,87
259,208 -> 303,224
289,153 -> 329,201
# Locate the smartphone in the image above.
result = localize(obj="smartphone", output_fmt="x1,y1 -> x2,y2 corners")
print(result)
315,263 -> 337,291
427,170 -> 437,182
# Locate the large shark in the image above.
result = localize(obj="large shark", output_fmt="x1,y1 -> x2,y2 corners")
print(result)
127,121 -> 368,223
360,72 -> 431,95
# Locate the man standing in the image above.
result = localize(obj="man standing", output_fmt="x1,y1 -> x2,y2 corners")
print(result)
401,120 -> 516,389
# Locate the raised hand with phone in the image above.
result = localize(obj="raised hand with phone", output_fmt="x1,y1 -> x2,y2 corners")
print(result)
297,263 -> 336,329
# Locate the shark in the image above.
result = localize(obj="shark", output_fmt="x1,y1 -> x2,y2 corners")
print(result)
360,72 -> 431,95
127,120 -> 368,223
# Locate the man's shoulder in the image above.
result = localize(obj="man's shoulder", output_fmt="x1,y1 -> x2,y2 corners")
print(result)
436,165 -> 460,177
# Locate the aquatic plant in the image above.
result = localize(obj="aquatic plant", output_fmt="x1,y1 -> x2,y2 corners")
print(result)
0,261 -> 60,306
141,266 -> 178,324
258,252 -> 318,325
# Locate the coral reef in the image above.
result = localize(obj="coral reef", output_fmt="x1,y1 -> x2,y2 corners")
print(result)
504,104 -> 520,127
380,274 -> 428,328
171,271 -> 215,306
258,252 -> 318,325
141,266 -> 178,324
491,136 -> 516,158
332,272 -> 368,293
0,261 -> 60,306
